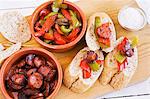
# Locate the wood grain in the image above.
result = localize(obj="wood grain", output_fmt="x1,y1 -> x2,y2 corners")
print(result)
0,0 -> 150,99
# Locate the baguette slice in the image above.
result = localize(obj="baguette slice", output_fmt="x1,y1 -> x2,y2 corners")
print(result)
63,47 -> 104,93
0,11 -> 31,43
0,43 -> 21,65
99,37 -> 138,89
86,12 -> 116,53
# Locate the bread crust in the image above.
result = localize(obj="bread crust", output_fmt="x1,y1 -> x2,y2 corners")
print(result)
63,47 -> 104,93
99,37 -> 138,89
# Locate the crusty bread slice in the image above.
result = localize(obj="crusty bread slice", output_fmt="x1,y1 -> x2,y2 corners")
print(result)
0,11 -> 31,43
86,12 -> 116,53
0,43 -> 21,65
99,37 -> 138,89
63,47 -> 104,93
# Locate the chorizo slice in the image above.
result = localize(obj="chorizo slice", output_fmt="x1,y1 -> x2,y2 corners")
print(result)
27,68 -> 37,76
34,56 -> 45,68
28,72 -> 43,89
11,73 -> 27,86
17,59 -> 26,68
45,70 -> 57,82
23,88 -> 39,96
26,54 -> 35,66
11,92 -> 18,99
7,79 -> 24,90
49,80 -> 58,93
30,93 -> 44,99
38,65 -> 50,77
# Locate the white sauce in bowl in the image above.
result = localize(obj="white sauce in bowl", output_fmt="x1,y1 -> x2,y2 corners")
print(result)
118,7 -> 147,31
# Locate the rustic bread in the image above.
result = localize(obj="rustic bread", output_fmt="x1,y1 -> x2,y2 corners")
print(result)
0,43 -> 21,65
86,12 -> 116,53
0,11 -> 31,43
63,47 -> 104,93
99,37 -> 138,89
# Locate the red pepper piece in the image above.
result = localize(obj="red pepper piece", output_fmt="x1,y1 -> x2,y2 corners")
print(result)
80,59 -> 91,73
55,24 -> 64,35
83,69 -> 91,79
98,37 -> 110,46
43,33 -> 54,40
35,15 -> 57,37
117,37 -> 128,51
117,59 -> 127,71
54,31 -> 66,45
67,27 -> 80,40
96,60 -> 104,65
61,9 -> 71,20
70,35 -> 77,42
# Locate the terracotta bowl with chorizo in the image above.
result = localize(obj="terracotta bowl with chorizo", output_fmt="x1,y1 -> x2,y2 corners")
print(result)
30,0 -> 87,52
0,48 -> 62,99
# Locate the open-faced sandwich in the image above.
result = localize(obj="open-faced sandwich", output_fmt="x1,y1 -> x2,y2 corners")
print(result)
99,37 -> 138,89
86,12 -> 116,53
63,47 -> 104,93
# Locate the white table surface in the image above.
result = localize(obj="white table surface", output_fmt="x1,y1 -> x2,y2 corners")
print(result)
0,0 -> 150,99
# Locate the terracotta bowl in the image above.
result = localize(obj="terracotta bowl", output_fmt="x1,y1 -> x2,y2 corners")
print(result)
0,48 -> 62,99
30,1 -> 87,52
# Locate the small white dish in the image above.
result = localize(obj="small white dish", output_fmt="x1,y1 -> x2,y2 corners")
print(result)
118,6 -> 147,31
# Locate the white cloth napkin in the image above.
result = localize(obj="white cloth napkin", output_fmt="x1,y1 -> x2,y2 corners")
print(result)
135,0 -> 150,24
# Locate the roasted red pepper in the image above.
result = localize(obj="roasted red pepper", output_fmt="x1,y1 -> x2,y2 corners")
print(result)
83,69 -> 91,79
98,37 -> 110,46
61,9 -> 71,20
54,31 -> 66,45
96,60 -> 104,65
117,37 -> 128,51
55,24 -> 64,35
117,59 -> 127,71
43,33 -> 54,40
80,59 -> 91,73
67,27 -> 80,40
35,15 -> 57,37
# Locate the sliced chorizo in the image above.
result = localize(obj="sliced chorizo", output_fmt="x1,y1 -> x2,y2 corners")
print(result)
17,59 -> 26,68
43,82 -> 50,97
30,93 -> 44,99
45,70 -> 56,82
7,79 -> 24,90
49,80 -> 58,93
28,72 -> 43,89
34,56 -> 45,68
23,88 -> 39,96
27,68 -> 37,76
11,92 -> 18,99
26,54 -> 35,66
38,65 -> 50,77
11,73 -> 26,86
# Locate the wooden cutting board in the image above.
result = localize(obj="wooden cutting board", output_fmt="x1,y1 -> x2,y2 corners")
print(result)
0,0 -> 150,99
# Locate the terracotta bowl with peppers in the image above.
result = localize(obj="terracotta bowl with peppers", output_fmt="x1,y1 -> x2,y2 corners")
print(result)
30,0 -> 87,52
0,48 -> 62,99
